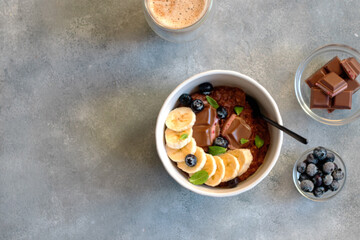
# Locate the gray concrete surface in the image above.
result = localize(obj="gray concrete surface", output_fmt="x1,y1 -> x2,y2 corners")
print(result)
1,0 -> 360,239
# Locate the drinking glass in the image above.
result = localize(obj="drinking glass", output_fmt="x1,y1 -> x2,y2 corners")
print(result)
143,0 -> 215,42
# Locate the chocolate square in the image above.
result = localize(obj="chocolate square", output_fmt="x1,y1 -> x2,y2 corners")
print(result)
222,114 -> 252,149
192,106 -> 219,147
332,90 -> 352,109
305,68 -> 327,88
324,56 -> 343,75
315,72 -> 348,97
345,78 -> 360,94
310,87 -> 331,109
192,125 -> 212,147
341,57 -> 360,80
195,106 -> 216,125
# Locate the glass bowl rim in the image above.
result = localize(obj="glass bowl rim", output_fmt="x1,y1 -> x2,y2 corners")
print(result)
292,147 -> 346,202
294,43 -> 360,126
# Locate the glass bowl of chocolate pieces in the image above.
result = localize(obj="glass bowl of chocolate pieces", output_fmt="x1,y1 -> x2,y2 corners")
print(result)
293,147 -> 346,202
295,44 -> 360,125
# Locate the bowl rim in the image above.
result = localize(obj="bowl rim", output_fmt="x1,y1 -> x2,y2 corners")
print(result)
294,43 -> 360,126
292,147 -> 346,202
155,70 -> 283,197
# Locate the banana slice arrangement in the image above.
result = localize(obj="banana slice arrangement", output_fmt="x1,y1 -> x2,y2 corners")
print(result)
165,107 -> 253,187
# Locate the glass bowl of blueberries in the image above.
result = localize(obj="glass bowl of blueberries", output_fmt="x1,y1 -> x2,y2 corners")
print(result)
293,146 -> 346,201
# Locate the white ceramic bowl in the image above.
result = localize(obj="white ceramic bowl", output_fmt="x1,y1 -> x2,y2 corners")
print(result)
155,70 -> 283,197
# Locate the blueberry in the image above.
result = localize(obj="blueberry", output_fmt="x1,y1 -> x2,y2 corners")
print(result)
332,169 -> 344,180
297,161 -> 307,174
191,99 -> 204,113
329,180 -> 340,191
306,153 -> 318,164
313,147 -> 327,161
306,163 -> 318,177
312,174 -> 323,187
214,136 -> 229,148
198,82 -> 214,95
178,94 -> 192,106
313,186 -> 325,197
299,173 -> 310,181
333,163 -> 338,170
324,153 -> 335,162
226,178 -> 240,188
300,180 -> 314,192
322,162 -> 335,174
216,106 -> 228,119
185,154 -> 197,167
322,174 -> 333,186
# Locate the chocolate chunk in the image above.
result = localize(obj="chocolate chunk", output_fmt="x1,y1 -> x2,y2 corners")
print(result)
193,125 -> 212,147
192,106 -> 219,147
345,78 -> 360,94
195,105 -> 217,125
332,90 -> 352,109
310,87 -> 331,109
315,72 -> 348,97
341,57 -> 360,80
305,68 -> 327,88
324,56 -> 343,75
221,114 -> 252,149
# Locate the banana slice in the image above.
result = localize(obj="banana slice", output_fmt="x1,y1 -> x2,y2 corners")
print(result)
165,107 -> 196,132
228,149 -> 246,176
166,138 -> 196,162
235,149 -> 253,177
165,128 -> 192,149
205,156 -> 225,187
220,153 -> 240,182
190,153 -> 217,178
202,154 -> 217,178
177,147 -> 206,174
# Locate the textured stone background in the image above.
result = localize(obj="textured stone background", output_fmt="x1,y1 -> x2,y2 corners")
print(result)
1,0 -> 360,239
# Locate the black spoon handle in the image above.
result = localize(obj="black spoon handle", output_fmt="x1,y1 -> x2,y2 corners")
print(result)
261,114 -> 308,145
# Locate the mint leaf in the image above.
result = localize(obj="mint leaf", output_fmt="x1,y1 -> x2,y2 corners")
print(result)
208,146 -> 226,156
206,96 -> 219,109
255,135 -> 264,148
179,133 -> 188,140
189,170 -> 209,185
234,106 -> 244,115
240,138 -> 249,144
